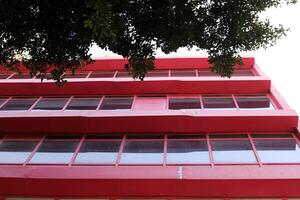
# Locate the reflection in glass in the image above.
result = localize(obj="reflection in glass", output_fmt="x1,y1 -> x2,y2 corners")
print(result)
29,141 -> 78,164
254,139 -> 300,163
0,98 -> 37,111
211,140 -> 257,163
33,98 -> 68,110
100,97 -> 133,110
0,141 -> 38,163
167,140 -> 209,164
236,96 -> 274,110
169,98 -> 201,110
66,98 -> 100,110
120,141 -> 163,164
75,141 -> 121,164
89,71 -> 115,78
171,70 -> 197,77
203,96 -> 236,109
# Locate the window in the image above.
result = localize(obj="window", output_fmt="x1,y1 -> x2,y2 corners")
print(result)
0,74 -> 11,79
10,73 -> 33,79
253,137 -> 300,163
145,70 -> 169,77
89,71 -> 116,78
120,140 -> 164,164
232,69 -> 254,76
167,139 -> 209,164
169,98 -> 201,110
0,141 -> 38,164
210,139 -> 257,163
0,98 -> 7,107
134,96 -> 167,110
116,71 -> 132,78
33,97 -> 68,110
197,70 -> 218,77
29,140 -> 79,164
0,98 -> 37,111
236,95 -> 274,110
100,97 -> 133,110
75,140 -> 121,164
66,98 -> 100,110
63,73 -> 89,78
170,70 -> 197,77
203,96 -> 236,109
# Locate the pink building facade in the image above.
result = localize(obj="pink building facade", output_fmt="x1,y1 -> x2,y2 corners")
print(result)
0,58 -> 299,199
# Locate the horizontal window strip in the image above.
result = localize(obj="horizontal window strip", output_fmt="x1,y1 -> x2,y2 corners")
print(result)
0,133 -> 298,166
0,69 -> 256,80
0,94 -> 276,111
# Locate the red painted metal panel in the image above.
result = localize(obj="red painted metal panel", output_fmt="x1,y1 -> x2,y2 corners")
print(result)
0,58 -> 255,73
1,165 -> 300,197
0,78 -> 271,96
0,110 -> 297,134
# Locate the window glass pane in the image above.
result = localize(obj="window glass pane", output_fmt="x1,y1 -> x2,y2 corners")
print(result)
29,141 -> 78,164
85,135 -> 123,139
0,98 -> 7,107
10,74 -> 33,79
127,135 -> 164,139
169,98 -> 201,110
145,70 -> 169,77
89,71 -> 115,78
6,198 -> 54,200
100,97 -> 133,110
0,74 -> 11,79
0,98 -> 37,111
171,70 -> 197,77
33,98 -> 68,110
203,96 -> 236,109
75,141 -> 121,164
236,96 -> 274,110
251,133 -> 293,138
120,141 -> 164,164
63,73 -> 88,78
168,135 -> 206,139
66,98 -> 100,110
210,134 -> 248,139
232,70 -> 254,76
211,140 -> 257,163
167,140 -> 209,164
0,141 -> 38,163
254,139 -> 300,163
197,70 -> 218,77
116,71 -> 132,78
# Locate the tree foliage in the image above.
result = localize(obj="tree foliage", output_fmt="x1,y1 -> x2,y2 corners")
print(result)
0,0 -> 297,83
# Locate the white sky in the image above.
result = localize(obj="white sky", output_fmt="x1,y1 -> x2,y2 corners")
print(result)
89,3 -> 300,114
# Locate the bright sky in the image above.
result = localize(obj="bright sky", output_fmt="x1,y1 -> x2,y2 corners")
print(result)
89,3 -> 300,114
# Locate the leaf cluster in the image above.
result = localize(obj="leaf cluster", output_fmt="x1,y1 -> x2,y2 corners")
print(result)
0,0 -> 296,83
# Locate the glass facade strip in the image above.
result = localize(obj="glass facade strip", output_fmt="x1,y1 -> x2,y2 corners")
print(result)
253,139 -> 300,163
0,98 -> 37,111
169,98 -> 201,110
63,73 -> 89,78
167,140 -> 210,164
145,70 -> 169,77
0,74 -> 11,79
1,134 -> 300,165
116,71 -> 132,78
10,74 -> 33,79
202,96 -> 236,109
89,71 -> 116,78
29,141 -> 79,164
66,98 -> 100,110
210,140 -> 257,163
120,141 -> 164,164
235,96 -> 274,110
0,141 -> 38,163
171,70 -> 197,77
100,97 -> 133,110
33,98 -> 69,110
75,141 -> 121,164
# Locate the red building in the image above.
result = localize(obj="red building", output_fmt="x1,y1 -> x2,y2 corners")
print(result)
0,57 -> 299,199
